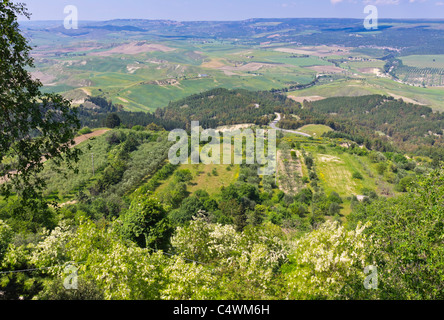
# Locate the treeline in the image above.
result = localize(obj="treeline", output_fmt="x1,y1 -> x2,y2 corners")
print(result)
77,92 -> 443,160
77,89 -> 301,131
310,95 -> 443,152
270,76 -> 320,94
154,88 -> 300,129
278,94 -> 443,158
77,96 -> 183,131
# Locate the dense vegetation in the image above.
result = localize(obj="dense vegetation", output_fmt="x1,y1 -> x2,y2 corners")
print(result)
154,88 -> 299,129
78,88 -> 302,130
1,161 -> 442,299
1,1 -> 443,302
277,95 -> 444,161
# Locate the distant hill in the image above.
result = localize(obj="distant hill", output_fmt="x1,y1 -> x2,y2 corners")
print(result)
21,18 -> 444,54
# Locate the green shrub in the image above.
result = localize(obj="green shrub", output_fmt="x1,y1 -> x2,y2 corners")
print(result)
352,172 -> 363,180
79,127 -> 93,135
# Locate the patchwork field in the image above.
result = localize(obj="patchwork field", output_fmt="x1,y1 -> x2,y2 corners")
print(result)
275,133 -> 400,216
287,78 -> 444,112
24,20 -> 444,113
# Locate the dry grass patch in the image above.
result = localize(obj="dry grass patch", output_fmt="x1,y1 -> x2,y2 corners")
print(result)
91,42 -> 175,56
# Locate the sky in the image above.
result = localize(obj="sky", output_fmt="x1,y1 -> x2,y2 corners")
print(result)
17,0 -> 444,21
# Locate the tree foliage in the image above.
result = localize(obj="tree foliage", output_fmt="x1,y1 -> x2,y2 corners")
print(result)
120,196 -> 173,250
0,1 -> 80,204
348,170 -> 444,299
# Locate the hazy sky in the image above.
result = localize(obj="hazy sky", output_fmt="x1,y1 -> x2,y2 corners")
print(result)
18,0 -> 444,21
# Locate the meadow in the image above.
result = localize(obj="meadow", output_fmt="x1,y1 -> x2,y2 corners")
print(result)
401,55 -> 444,69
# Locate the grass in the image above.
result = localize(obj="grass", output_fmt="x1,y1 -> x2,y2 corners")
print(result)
287,77 -> 444,112
401,55 -> 444,69
298,125 -> 333,137
314,152 -> 372,197
156,162 -> 240,196
287,79 -> 384,98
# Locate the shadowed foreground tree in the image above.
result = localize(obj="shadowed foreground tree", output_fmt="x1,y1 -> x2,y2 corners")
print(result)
105,113 -> 121,128
0,1 -> 81,206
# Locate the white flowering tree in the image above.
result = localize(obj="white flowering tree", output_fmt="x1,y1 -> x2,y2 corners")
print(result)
284,220 -> 379,300
171,217 -> 289,299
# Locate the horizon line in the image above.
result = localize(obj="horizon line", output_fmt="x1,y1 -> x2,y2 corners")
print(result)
19,17 -> 444,23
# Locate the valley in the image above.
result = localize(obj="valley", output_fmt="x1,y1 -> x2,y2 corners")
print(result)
1,6 -> 443,302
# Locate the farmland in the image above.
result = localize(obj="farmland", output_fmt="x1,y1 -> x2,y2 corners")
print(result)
24,18 -> 444,113
1,9 -> 444,302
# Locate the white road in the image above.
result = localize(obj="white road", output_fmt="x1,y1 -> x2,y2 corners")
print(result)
269,113 -> 311,137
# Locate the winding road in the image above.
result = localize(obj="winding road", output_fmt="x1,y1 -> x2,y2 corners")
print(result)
270,113 -> 311,137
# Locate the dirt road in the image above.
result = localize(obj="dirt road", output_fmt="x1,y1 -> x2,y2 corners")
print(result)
270,113 -> 311,137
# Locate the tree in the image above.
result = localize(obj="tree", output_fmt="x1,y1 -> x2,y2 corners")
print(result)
395,175 -> 415,192
0,2 -> 81,204
105,113 -> 121,128
32,219 -> 170,300
220,199 -> 247,232
162,182 -> 189,208
121,196 -> 173,250
146,123 -> 164,131
173,169 -> 193,183
0,220 -> 13,263
328,202 -> 341,216
284,221 -> 377,300
304,155 -> 314,170
348,170 -> 444,299
328,191 -> 343,204
247,204 -> 267,227
169,196 -> 205,225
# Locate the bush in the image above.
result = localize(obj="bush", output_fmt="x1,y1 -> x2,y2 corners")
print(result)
132,125 -> 144,131
395,175 -> 415,192
352,172 -> 363,180
376,162 -> 387,175
79,127 -> 93,135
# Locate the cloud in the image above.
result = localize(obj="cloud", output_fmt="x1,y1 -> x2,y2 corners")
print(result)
363,0 -> 401,4
331,0 -> 429,4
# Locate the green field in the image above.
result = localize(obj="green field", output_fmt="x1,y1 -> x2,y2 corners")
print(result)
401,55 -> 444,68
298,124 -> 333,137
27,27 -> 444,113
287,77 -> 444,112
276,134 -> 400,216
